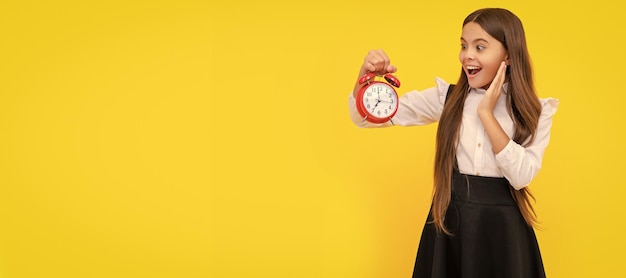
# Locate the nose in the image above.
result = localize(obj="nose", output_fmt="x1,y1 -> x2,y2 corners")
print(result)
459,48 -> 476,64
460,51 -> 474,64
465,49 -> 475,60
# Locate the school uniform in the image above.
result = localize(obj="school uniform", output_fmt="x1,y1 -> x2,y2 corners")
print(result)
348,78 -> 559,278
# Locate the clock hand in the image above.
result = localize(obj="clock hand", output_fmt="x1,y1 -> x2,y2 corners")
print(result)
370,99 -> 382,112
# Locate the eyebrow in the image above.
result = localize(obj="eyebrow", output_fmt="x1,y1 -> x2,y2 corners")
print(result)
460,37 -> 490,44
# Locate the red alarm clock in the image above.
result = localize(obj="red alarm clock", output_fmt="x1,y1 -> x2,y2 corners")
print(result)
355,73 -> 401,124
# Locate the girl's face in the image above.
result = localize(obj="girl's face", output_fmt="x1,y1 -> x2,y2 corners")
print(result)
459,22 -> 508,89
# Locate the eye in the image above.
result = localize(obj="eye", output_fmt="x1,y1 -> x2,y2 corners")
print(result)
476,45 -> 486,51
460,44 -> 467,50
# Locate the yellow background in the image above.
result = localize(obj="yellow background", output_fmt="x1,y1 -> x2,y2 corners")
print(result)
1,0 -> 624,277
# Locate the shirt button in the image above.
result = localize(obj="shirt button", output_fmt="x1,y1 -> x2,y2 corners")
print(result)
478,143 -> 482,147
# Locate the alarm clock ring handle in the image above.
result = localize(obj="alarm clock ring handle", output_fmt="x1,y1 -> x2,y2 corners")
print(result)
384,74 -> 401,88
358,73 -> 376,85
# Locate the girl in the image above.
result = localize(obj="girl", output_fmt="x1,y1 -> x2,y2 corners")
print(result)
347,8 -> 558,278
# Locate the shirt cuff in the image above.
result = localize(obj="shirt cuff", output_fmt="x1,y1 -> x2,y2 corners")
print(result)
494,140 -> 529,190
495,139 -> 517,162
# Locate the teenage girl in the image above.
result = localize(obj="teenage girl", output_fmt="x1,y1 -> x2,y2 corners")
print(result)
348,8 -> 558,278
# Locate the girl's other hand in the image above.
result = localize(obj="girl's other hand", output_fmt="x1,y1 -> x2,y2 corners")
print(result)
478,61 -> 507,115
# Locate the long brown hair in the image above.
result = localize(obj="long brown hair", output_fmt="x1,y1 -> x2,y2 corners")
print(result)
432,8 -> 543,235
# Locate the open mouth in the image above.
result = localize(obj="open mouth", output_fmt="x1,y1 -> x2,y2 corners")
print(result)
467,66 -> 482,75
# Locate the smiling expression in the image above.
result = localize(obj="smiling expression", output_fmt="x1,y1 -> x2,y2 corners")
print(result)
460,22 -> 509,89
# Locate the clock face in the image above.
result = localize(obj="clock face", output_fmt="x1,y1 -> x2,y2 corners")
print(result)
361,83 -> 398,119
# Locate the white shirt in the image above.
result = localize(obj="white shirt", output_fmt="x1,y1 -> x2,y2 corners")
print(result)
348,77 -> 559,190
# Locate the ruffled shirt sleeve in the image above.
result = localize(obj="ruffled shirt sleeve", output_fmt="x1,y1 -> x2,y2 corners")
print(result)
348,77 -> 450,127
494,98 -> 560,190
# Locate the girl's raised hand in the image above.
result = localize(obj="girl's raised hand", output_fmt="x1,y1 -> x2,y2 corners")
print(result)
352,49 -> 398,98
360,49 -> 397,76
478,61 -> 507,115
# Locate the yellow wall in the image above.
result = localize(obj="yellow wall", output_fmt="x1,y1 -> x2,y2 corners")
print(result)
1,0 -> 624,277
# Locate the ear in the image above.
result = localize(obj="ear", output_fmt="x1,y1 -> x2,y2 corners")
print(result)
504,54 -> 510,66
